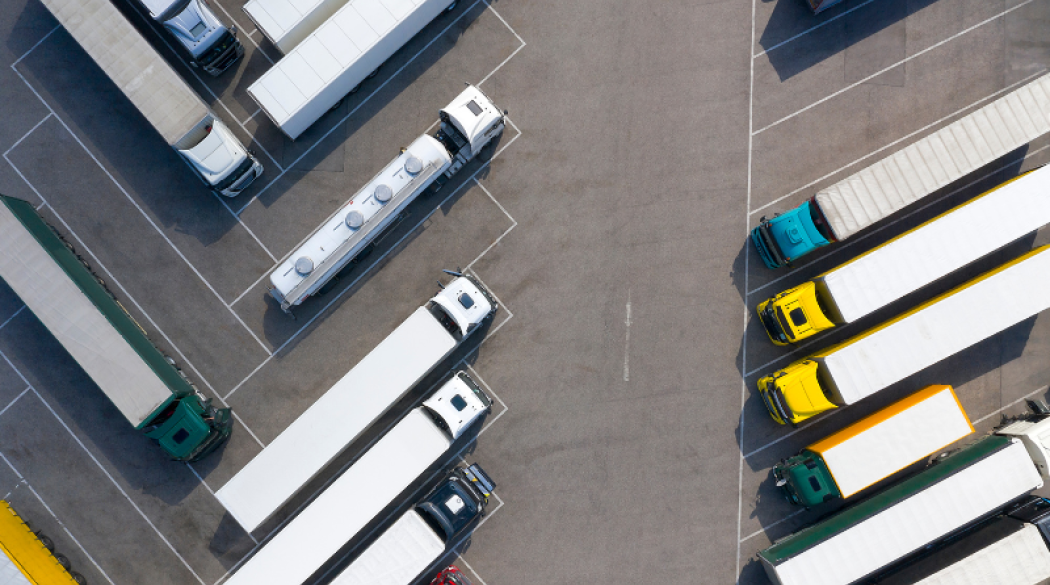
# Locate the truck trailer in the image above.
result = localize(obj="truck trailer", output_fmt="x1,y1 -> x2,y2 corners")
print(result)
328,464 -> 495,585
756,165 -> 1050,345
758,244 -> 1050,425
135,0 -> 244,75
773,384 -> 974,507
41,0 -> 263,197
217,275 -> 496,532
0,195 -> 232,461
223,374 -> 489,585
750,73 -> 1050,269
877,496 -> 1050,585
248,0 -> 466,139
759,435 -> 1045,585
269,85 -> 504,311
0,501 -> 83,585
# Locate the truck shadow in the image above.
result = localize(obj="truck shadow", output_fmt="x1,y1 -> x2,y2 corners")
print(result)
758,0 -> 939,82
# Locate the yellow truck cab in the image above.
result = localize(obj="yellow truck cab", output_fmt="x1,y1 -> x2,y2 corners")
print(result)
757,360 -> 837,425
756,282 -> 836,345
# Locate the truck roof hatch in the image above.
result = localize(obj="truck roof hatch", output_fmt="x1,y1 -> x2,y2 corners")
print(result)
423,373 -> 490,440
430,277 -> 494,337
440,85 -> 502,153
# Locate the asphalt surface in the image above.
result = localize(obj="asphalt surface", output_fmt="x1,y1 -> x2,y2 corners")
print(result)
0,0 -> 1049,583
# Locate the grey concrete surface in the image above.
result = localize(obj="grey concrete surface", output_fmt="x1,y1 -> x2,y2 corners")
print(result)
0,0 -> 1049,583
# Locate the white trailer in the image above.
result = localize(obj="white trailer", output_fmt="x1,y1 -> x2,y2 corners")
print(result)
136,0 -> 244,75
217,275 -> 495,533
248,0 -> 462,139
41,0 -> 263,197
268,85 -> 504,311
905,523 -> 1050,585
223,374 -> 489,585
759,435 -> 1045,585
757,164 -> 1050,344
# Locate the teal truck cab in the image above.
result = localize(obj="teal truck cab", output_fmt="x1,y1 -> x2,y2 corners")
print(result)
751,199 -> 834,269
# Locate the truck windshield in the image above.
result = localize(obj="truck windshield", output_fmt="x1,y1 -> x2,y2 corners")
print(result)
213,156 -> 254,192
198,29 -> 236,68
774,307 -> 796,340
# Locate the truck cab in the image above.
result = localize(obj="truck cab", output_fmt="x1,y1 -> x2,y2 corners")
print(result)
756,282 -> 836,345
434,86 -> 505,185
773,451 -> 839,507
751,200 -> 833,269
428,276 -> 498,340
175,117 -> 263,197
997,409 -> 1050,482
141,392 -> 232,461
140,0 -> 244,75
424,372 -> 492,440
417,464 -> 496,543
757,360 -> 837,425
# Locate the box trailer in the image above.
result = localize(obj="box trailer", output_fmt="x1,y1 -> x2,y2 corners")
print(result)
758,244 -> 1050,425
328,464 -> 495,585
217,275 -> 496,533
773,385 -> 974,507
0,196 -> 231,461
248,0 -> 461,139
0,501 -> 83,585
877,496 -> 1050,585
759,435 -> 1044,585
751,73 -> 1050,269
756,165 -> 1050,345
223,374 -> 488,585
269,86 -> 504,312
40,0 -> 263,197
136,0 -> 244,75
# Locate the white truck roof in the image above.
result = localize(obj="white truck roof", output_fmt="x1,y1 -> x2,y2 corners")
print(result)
821,165 -> 1050,323
817,245 -> 1050,405
442,85 -> 505,152
248,0 -> 451,139
217,306 -> 456,533
244,0 -> 351,54
817,386 -> 972,498
329,510 -> 445,585
269,135 -> 451,306
768,439 -> 1042,585
41,0 -> 209,146
815,73 -> 1050,240
0,201 -> 172,427
223,408 -> 450,585
138,0 -> 180,18
912,523 -> 1050,585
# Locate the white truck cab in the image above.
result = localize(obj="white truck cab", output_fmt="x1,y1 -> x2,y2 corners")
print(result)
997,414 -> 1050,481
138,0 -> 244,75
174,117 -> 263,197
433,85 -> 506,186
429,275 -> 496,338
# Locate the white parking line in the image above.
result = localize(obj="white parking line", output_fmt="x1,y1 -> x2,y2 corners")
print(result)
11,25 -> 59,67
457,557 -> 491,585
7,69 -> 274,358
739,509 -> 805,544
0,306 -> 26,333
3,113 -> 52,156
0,386 -> 30,419
464,178 -> 518,271
210,2 -> 276,66
0,349 -> 207,585
752,0 -> 1035,136
749,68 -> 1048,217
0,451 -> 116,585
753,0 -> 877,58
746,141 -> 1050,300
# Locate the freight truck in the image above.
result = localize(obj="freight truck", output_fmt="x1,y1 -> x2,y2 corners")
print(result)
248,0 -> 469,139
0,501 -> 84,585
876,495 -> 1050,585
328,464 -> 495,585
223,375 -> 489,585
773,384 -> 974,507
0,195 -> 232,461
758,244 -> 1050,425
135,0 -> 244,75
218,275 -> 496,532
756,165 -> 1050,345
41,0 -> 264,197
269,85 -> 504,311
750,73 -> 1050,269
758,434 -> 1045,585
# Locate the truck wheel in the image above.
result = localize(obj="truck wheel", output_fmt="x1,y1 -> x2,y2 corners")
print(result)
70,572 -> 87,584
37,533 -> 54,552
349,84 -> 362,95
367,67 -> 380,79
329,99 -> 343,112
55,553 -> 71,570
445,0 -> 458,11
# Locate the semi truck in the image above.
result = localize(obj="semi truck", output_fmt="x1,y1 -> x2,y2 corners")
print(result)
758,244 -> 1050,425
0,501 -> 84,585
247,0 -> 468,139
217,275 -> 496,532
269,85 -> 504,311
772,384 -> 974,507
223,374 -> 489,585
756,165 -> 1050,345
750,73 -> 1050,269
877,495 -> 1050,585
758,434 -> 1045,585
328,464 -> 495,585
41,0 -> 264,197
135,0 -> 244,75
0,195 -> 232,461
